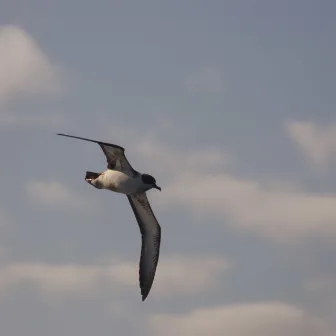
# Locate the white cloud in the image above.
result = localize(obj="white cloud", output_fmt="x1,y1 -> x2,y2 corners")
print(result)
185,66 -> 224,94
159,171 -> 336,241
24,180 -> 98,211
99,122 -> 336,242
151,256 -> 229,297
135,136 -> 232,175
128,133 -> 336,242
0,25 -> 65,128
0,263 -> 104,295
0,256 -> 228,299
148,302 -> 334,336
286,121 -> 336,169
0,25 -> 62,103
128,135 -> 336,242
0,260 -> 138,296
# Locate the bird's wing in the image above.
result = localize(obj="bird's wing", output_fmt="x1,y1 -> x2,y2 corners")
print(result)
127,193 -> 161,301
57,133 -> 137,177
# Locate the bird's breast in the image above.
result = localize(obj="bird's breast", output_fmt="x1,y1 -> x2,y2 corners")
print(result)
100,170 -> 142,194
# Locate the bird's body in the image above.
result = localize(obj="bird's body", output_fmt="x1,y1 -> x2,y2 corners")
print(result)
58,133 -> 162,301
91,169 -> 145,194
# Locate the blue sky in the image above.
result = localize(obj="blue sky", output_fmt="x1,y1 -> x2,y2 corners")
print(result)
0,0 -> 336,335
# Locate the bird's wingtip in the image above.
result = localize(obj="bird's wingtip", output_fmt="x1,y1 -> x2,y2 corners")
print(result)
141,291 -> 148,301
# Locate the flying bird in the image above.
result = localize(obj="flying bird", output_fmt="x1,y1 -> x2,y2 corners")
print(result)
58,133 -> 161,301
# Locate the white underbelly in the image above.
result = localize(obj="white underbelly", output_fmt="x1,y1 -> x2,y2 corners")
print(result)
100,170 -> 141,194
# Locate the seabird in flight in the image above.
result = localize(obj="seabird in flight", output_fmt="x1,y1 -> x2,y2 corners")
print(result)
58,133 -> 161,301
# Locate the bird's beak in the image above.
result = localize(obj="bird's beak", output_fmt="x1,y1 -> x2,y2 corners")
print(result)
85,178 -> 94,187
85,178 -> 99,189
153,184 -> 161,191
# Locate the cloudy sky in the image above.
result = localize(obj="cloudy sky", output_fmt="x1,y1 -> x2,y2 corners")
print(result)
0,0 -> 336,335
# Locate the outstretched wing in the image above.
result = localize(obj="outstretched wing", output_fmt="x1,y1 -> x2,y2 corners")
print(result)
127,193 -> 161,301
58,133 -> 137,177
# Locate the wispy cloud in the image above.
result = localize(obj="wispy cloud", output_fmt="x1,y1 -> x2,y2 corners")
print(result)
0,255 -> 229,300
148,302 -> 333,336
0,25 -> 66,128
286,121 -> 336,170
0,261 -> 134,297
135,136 -> 232,175
24,180 -> 98,211
160,171 -> 336,241
151,256 -> 229,297
0,25 -> 62,103
99,121 -> 336,242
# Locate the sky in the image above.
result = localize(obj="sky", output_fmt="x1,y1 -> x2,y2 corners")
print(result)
0,0 -> 336,335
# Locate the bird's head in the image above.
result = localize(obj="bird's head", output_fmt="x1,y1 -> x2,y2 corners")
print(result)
141,174 -> 161,191
85,171 -> 103,189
